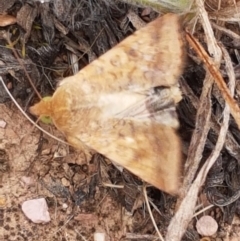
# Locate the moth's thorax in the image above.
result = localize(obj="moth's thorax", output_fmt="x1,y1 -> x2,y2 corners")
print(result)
98,92 -> 145,117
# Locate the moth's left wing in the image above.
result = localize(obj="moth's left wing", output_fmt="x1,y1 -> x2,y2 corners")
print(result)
66,118 -> 182,195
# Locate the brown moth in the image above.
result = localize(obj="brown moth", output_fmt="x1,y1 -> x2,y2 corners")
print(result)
30,13 -> 185,195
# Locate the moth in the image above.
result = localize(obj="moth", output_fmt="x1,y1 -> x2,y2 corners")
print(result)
30,13 -> 185,195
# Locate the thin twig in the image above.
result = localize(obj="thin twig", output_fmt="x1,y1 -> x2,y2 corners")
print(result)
182,73 -> 212,194
75,230 -> 89,241
166,28 -> 235,241
143,186 -> 164,241
186,32 -> 240,129
193,204 -> 214,217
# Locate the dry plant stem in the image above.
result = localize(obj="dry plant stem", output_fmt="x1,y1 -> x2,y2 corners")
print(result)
75,230 -> 89,241
180,0 -> 221,190
212,43 -> 235,112
182,74 -> 212,194
218,43 -> 236,95
211,22 -> 240,42
143,186 -> 164,241
166,72 -> 231,241
224,131 -> 240,160
0,77 -> 68,145
180,78 -> 240,161
4,32 -> 42,100
193,204 -> 214,217
166,3 -> 234,239
166,74 -> 212,241
166,176 -> 202,241
205,44 -> 237,174
208,1 -> 240,22
195,0 -> 222,59
186,33 -> 240,129
102,182 -> 124,188
148,199 -> 164,216
166,41 -> 235,241
197,68 -> 233,188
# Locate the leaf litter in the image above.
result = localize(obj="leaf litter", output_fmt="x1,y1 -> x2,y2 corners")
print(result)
1,0 -> 240,240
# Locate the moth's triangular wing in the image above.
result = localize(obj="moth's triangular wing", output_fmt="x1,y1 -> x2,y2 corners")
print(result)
64,13 -> 184,94
46,92 -> 183,194
29,13 -> 184,195
67,120 -> 182,195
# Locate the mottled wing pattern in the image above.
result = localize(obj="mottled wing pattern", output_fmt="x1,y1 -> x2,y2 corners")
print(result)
66,119 -> 182,195
30,14 -> 185,195
71,13 -> 184,93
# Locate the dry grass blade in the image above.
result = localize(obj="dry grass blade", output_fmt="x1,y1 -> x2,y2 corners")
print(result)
211,22 -> 240,43
193,204 -> 214,217
181,74 -> 240,161
208,1 -> 240,21
166,72 -> 212,241
201,43 -> 235,176
143,186 -> 164,241
186,32 -> 240,129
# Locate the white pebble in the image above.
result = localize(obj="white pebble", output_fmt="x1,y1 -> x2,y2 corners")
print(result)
196,215 -> 218,236
22,198 -> 50,223
0,119 -> 6,128
94,232 -> 105,241
62,203 -> 68,209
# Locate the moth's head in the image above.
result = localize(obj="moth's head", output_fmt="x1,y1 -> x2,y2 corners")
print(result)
29,96 -> 53,123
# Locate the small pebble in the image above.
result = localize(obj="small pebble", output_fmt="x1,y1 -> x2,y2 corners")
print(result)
0,119 -> 6,128
61,177 -> 70,187
21,176 -> 35,187
22,198 -> 50,223
196,215 -> 218,237
94,232 -> 105,241
62,203 -> 68,209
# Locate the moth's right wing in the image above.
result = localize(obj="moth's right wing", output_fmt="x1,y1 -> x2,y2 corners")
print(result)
70,13 -> 185,94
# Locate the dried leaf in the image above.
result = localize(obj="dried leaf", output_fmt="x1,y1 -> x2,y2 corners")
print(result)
0,0 -> 16,14
16,4 -> 38,41
0,14 -> 16,27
